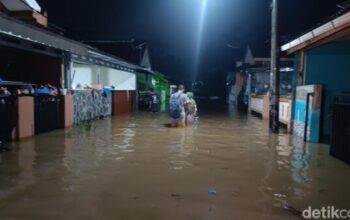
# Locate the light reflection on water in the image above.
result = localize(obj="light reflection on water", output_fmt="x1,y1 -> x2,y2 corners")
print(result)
0,110 -> 349,219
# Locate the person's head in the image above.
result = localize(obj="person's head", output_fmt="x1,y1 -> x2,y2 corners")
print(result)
178,85 -> 185,93
186,92 -> 194,99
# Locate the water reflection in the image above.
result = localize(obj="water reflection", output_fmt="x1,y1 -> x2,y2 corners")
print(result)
0,110 -> 349,219
0,140 -> 36,200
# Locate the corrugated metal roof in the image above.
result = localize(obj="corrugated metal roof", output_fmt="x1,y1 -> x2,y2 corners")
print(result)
0,14 -> 149,72
0,13 -> 88,54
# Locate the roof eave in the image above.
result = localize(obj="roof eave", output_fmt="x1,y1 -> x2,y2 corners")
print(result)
281,10 -> 350,54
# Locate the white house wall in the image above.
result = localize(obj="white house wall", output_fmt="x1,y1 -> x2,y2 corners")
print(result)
71,63 -> 98,88
71,63 -> 136,91
103,68 -> 136,91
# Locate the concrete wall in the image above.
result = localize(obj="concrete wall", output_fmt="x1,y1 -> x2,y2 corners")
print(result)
102,68 -> 136,91
71,63 -> 98,87
73,90 -> 112,124
112,91 -> 136,115
72,63 -> 136,90
303,41 -> 350,139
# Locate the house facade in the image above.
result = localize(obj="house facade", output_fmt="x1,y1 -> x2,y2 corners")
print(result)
282,8 -> 350,143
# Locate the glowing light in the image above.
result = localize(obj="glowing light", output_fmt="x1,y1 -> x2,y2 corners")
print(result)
193,0 -> 208,82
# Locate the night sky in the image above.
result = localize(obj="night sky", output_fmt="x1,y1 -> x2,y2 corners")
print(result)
38,0 -> 345,93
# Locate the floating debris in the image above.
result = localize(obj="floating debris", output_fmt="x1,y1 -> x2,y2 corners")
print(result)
273,193 -> 287,198
171,193 -> 183,199
208,190 -> 217,196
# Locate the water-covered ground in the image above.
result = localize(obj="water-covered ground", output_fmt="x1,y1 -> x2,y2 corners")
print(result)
0,107 -> 350,220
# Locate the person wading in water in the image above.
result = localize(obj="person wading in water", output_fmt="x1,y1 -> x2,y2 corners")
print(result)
169,85 -> 190,128
185,92 -> 198,126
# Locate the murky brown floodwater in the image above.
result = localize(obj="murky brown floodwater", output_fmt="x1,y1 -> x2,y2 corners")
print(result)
1,108 -> 350,220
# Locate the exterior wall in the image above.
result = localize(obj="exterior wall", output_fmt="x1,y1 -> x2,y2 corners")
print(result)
62,95 -> 74,128
112,91 -> 136,115
279,98 -> 292,128
72,63 -> 136,91
293,85 -> 323,142
17,96 -> 34,139
136,73 -> 149,91
100,68 -> 136,91
0,96 -> 35,142
304,41 -> 350,139
73,90 -> 112,124
250,95 -> 264,114
71,63 -> 98,87
154,74 -> 169,113
250,95 -> 292,131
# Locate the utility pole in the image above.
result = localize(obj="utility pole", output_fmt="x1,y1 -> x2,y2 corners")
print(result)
270,0 -> 280,133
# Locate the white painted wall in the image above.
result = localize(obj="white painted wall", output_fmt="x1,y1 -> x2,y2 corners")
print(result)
99,67 -> 136,90
250,97 -> 264,113
71,63 -> 98,88
279,101 -> 291,123
71,63 -> 136,91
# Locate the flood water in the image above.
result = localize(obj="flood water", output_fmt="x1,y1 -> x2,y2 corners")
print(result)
1,106 -> 350,220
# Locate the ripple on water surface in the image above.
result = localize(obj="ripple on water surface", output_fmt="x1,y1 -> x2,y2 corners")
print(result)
0,112 -> 350,220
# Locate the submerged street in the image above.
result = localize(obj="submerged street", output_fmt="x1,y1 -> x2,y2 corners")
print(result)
2,0 -> 350,219
1,108 -> 350,220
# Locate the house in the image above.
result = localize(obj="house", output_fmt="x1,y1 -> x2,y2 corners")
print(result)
85,40 -> 170,112
281,5 -> 350,144
231,46 -> 294,130
0,10 -> 146,143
